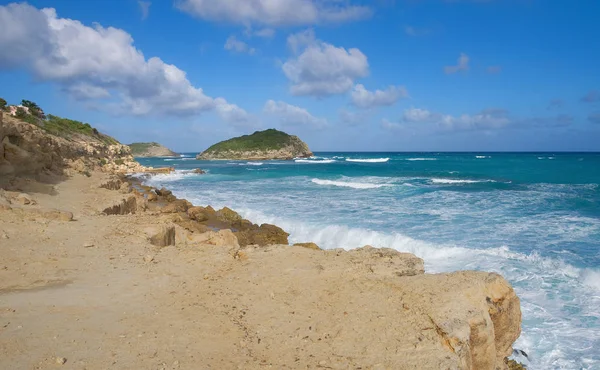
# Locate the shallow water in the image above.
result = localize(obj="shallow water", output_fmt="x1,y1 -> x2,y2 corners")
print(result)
138,152 -> 600,369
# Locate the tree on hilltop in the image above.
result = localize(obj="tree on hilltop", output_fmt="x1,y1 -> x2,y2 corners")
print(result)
0,98 -> 6,110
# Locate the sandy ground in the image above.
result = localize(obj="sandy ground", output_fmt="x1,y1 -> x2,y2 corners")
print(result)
0,173 -> 520,370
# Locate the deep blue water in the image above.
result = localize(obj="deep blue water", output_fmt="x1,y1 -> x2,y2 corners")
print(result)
136,152 -> 600,369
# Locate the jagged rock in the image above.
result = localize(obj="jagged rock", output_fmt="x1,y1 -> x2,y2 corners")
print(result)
187,206 -> 209,222
102,196 -> 137,215
118,181 -> 130,193
149,226 -> 176,247
155,187 -> 172,197
99,178 -> 123,190
160,199 -> 191,214
234,223 -> 289,247
216,207 -> 242,223
147,192 -> 158,201
505,359 -> 526,370
175,219 -> 212,234
294,242 -> 321,250
193,168 -> 206,174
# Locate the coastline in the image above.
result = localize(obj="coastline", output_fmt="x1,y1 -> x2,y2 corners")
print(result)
0,168 -> 524,369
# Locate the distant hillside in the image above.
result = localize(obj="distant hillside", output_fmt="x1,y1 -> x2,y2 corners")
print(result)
129,142 -> 177,157
197,129 -> 312,160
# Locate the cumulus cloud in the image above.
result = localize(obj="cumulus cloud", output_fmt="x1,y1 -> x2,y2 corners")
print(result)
224,35 -> 256,54
351,84 -> 407,109
264,100 -> 327,127
0,3 -> 251,123
444,53 -> 470,74
282,30 -> 369,96
175,0 -> 372,27
581,90 -> 600,103
138,1 -> 151,20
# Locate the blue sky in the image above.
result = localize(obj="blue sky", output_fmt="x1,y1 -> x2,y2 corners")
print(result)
1,0 -> 599,152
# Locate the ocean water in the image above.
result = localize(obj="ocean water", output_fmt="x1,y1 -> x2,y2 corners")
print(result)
137,152 -> 600,369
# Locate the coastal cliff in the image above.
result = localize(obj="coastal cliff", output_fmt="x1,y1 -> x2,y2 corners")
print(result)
0,110 -> 146,181
129,142 -> 178,157
197,129 -> 313,160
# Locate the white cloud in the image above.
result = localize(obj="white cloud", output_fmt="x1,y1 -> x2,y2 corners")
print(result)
175,0 -> 371,27
351,84 -> 407,109
224,35 -> 256,54
387,107 -> 511,132
138,1 -> 151,20
264,100 -> 327,127
444,53 -> 470,74
282,30 -> 369,96
0,3 -> 251,123
246,27 -> 275,38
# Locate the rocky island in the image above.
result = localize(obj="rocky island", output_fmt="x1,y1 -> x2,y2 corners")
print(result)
196,128 -> 313,160
129,142 -> 178,157
0,105 -> 525,369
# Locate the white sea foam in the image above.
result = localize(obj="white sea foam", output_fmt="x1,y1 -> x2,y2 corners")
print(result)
295,159 -> 336,164
406,158 -> 437,161
242,162 -> 263,166
345,158 -> 390,163
430,178 -> 494,184
311,178 -> 392,189
476,155 -> 491,159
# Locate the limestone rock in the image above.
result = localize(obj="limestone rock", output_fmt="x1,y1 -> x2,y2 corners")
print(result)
234,223 -> 289,247
102,196 -> 137,215
149,226 -> 176,247
205,229 -> 240,248
346,245 -> 425,277
16,193 -> 35,205
192,168 -> 206,174
147,192 -> 157,202
160,200 -> 191,214
155,187 -> 172,197
216,207 -> 242,223
294,242 -> 321,250
187,206 -> 209,222
27,208 -> 74,222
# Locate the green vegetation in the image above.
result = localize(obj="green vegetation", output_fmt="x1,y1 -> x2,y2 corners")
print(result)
8,98 -> 119,145
204,129 -> 293,153
0,98 -> 6,110
129,142 -> 159,155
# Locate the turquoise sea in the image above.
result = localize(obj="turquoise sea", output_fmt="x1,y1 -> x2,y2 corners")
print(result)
137,152 -> 600,369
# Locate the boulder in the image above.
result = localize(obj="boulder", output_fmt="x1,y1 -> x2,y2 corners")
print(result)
193,168 -> 206,174
160,199 -> 191,214
234,223 -> 289,247
216,207 -> 242,223
187,206 -> 209,222
205,229 -> 240,248
294,242 -> 321,250
175,219 -> 212,234
155,187 -> 172,197
149,225 -> 176,247
147,192 -> 158,202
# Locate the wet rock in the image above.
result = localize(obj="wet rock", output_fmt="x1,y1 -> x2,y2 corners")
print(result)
294,242 -> 321,250
193,168 -> 206,174
155,187 -> 172,197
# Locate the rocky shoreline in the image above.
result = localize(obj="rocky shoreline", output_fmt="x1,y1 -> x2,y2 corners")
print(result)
0,113 -> 525,369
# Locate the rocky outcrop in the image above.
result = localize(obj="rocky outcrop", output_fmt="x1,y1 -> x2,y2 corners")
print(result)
196,129 -> 313,160
0,114 -> 145,180
128,142 -> 178,157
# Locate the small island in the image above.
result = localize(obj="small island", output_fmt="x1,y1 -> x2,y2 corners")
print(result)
196,129 -> 313,160
129,142 -> 178,157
